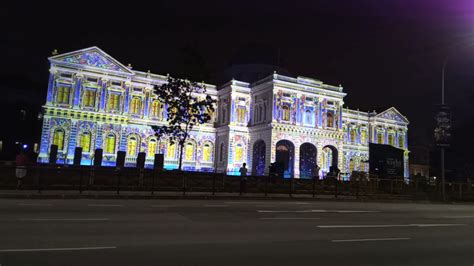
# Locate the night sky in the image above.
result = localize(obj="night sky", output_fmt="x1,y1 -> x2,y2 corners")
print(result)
2,0 -> 474,163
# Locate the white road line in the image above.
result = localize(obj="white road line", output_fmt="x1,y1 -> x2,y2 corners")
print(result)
441,216 -> 474,219
18,203 -> 52,206
258,210 -> 316,213
0,246 -> 116,252
18,218 -> 109,221
259,217 -> 321,220
88,204 -> 123,207
150,205 -> 179,208
204,205 -> 229,207
335,210 -> 380,213
257,210 -> 379,213
318,223 -> 466,228
332,237 -> 411,243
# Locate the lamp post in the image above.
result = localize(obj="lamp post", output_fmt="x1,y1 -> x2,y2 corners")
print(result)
440,58 -> 447,201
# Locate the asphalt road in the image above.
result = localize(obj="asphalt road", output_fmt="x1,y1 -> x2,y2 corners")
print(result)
0,199 -> 473,266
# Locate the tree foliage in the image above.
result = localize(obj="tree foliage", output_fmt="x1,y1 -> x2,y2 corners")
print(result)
152,76 -> 216,170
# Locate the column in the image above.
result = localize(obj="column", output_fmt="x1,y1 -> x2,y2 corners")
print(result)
73,74 -> 83,109
143,90 -> 150,118
46,70 -> 56,104
67,120 -> 79,163
124,81 -> 131,114
99,78 -> 108,111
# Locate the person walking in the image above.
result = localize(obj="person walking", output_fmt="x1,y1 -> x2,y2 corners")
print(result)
239,163 -> 248,194
15,150 -> 29,189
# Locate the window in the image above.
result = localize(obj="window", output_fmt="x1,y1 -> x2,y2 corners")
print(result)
105,133 -> 116,154
53,129 -> 65,150
130,97 -> 141,115
282,105 -> 290,121
167,142 -> 176,159
148,139 -> 157,157
327,112 -> 334,128
151,100 -> 163,118
221,107 -> 227,124
56,86 -> 70,104
361,130 -> 367,144
235,143 -> 243,162
219,143 -> 224,162
399,135 -> 405,148
203,143 -> 212,162
349,159 -> 355,173
350,128 -> 356,143
79,132 -> 91,152
305,109 -> 313,125
259,105 -> 263,121
377,132 -> 384,144
108,93 -> 120,111
185,142 -> 194,161
237,107 -> 246,123
388,134 -> 395,146
127,136 -> 138,156
83,89 -> 96,107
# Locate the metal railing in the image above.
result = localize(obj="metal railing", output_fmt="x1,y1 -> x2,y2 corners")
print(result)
1,164 -> 473,200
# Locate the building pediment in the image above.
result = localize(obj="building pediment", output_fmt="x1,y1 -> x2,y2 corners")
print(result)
49,47 -> 134,75
375,107 -> 409,124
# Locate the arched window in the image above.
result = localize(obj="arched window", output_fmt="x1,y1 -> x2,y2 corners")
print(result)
127,136 -> 138,156
361,130 -> 367,144
388,134 -> 395,146
151,100 -> 163,118
377,132 -> 384,144
185,142 -> 195,161
282,105 -> 290,121
53,129 -> 65,150
305,109 -> 312,125
105,133 -> 116,154
350,128 -> 356,143
237,106 -> 246,123
130,97 -> 141,115
327,112 -> 334,128
79,131 -> 91,153
399,135 -> 405,148
235,143 -> 244,162
167,142 -> 176,159
349,159 -> 355,173
57,86 -> 70,104
219,142 -> 225,162
108,93 -> 120,111
83,89 -> 96,107
203,142 -> 212,162
148,138 -> 157,157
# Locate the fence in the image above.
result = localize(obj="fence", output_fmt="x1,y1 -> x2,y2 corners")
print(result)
1,164 -> 473,201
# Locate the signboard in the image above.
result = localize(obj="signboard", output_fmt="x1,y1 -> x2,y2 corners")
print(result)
369,143 -> 404,177
434,104 -> 451,147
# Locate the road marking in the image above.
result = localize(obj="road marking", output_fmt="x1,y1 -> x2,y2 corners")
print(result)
18,203 -> 52,206
259,217 -> 321,220
204,204 -> 229,207
441,216 -> 474,219
18,218 -> 109,221
88,204 -> 123,207
0,246 -> 116,252
318,223 -> 466,228
150,205 -> 180,208
257,210 -> 379,213
258,210 -> 316,213
332,237 -> 410,243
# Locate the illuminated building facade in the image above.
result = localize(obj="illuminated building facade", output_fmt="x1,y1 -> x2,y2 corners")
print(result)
39,47 -> 409,178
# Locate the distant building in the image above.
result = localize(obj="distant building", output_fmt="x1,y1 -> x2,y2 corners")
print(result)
38,47 -> 409,178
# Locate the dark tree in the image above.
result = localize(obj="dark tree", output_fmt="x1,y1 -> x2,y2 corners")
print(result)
152,76 -> 216,171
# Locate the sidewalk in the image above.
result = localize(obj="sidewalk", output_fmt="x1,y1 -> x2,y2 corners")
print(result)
0,189 -> 430,203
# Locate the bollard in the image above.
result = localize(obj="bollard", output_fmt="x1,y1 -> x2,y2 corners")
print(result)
265,175 -> 268,197
37,166 -> 42,194
79,167 -> 83,194
334,178 -> 338,198
312,177 -> 316,198
212,174 -> 216,196
116,168 -> 121,195
182,174 -> 186,196
151,170 -> 156,195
